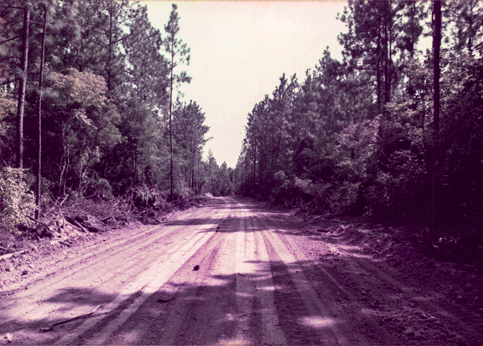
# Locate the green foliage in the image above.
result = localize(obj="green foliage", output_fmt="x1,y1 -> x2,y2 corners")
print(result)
173,100 -> 210,194
122,3 -> 169,108
3,0 -> 482,237
364,150 -> 427,220
0,0 -> 210,221
236,0 -> 483,235
0,92 -> 15,159
85,178 -> 113,199
0,167 -> 36,233
47,68 -> 121,195
130,185 -> 168,211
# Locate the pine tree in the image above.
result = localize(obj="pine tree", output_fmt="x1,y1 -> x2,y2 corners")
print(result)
122,3 -> 169,110
173,100 -> 209,194
338,0 -> 423,112
163,3 -> 191,199
446,0 -> 483,56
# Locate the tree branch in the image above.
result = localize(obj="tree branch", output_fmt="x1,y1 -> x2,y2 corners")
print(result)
0,56 -> 21,64
27,216 -> 53,234
0,35 -> 22,45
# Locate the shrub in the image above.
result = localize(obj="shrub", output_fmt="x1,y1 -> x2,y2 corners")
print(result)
85,177 -> 113,199
364,150 -> 428,222
0,167 -> 36,233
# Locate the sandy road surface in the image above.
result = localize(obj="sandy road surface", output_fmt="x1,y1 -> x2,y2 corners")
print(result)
1,197 -> 482,345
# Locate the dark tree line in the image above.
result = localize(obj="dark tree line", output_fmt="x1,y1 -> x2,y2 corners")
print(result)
0,0 -> 212,229
236,0 -> 483,235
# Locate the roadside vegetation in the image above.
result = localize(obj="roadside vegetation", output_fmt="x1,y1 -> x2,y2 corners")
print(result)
0,0 -> 233,255
236,1 -> 483,267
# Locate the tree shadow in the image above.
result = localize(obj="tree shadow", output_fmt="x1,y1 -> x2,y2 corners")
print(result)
0,287 -> 118,344
1,250 -> 481,345
42,287 -> 117,307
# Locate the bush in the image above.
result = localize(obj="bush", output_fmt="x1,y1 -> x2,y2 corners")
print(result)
0,167 -> 36,233
85,177 -> 113,199
130,185 -> 168,211
364,150 -> 428,222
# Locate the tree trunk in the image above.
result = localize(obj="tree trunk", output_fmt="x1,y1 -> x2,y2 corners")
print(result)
467,0 -> 475,57
190,148 -> 194,193
431,0 -> 442,234
208,160 -> 211,192
169,49 -> 174,199
16,5 -> 30,169
36,5 -> 47,220
384,1 -> 391,105
253,144 -> 256,185
59,135 -> 69,197
107,1 -> 113,93
376,34 -> 382,113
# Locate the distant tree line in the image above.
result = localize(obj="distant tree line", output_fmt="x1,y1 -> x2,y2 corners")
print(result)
0,0 -> 231,230
236,0 -> 483,234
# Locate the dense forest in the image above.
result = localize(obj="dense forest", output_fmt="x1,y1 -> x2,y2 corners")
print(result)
0,0 -> 236,233
236,0 -> 483,238
1,0 -> 483,241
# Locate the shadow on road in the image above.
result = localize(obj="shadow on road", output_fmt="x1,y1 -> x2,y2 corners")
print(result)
0,199 -> 481,345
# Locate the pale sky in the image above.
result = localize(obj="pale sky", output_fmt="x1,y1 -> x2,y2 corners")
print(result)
141,1 -> 348,168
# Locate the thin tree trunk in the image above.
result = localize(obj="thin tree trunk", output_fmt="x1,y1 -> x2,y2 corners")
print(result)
107,2 -> 113,93
59,137 -> 69,197
16,5 -> 30,169
467,0 -> 475,57
431,0 -> 442,234
376,37 -> 382,113
169,50 -> 174,199
134,149 -> 137,183
384,1 -> 391,105
190,148 -> 194,193
208,160 -> 211,192
253,144 -> 256,185
36,5 -> 47,220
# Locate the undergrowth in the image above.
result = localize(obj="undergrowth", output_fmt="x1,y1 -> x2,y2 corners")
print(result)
0,183 -> 208,256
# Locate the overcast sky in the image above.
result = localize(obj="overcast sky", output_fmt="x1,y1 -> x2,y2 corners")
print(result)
141,1 -> 348,168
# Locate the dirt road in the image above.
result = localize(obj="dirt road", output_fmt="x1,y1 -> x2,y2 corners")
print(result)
1,197 -> 482,345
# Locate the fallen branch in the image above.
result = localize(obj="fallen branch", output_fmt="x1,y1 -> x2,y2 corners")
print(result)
0,250 -> 26,261
58,195 -> 68,207
72,219 -> 89,233
101,216 -> 113,223
40,304 -> 104,332
27,216 -> 53,234
64,216 -> 88,233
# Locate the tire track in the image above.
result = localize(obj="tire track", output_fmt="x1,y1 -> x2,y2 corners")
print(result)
1,221 -> 200,328
259,209 -> 483,345
0,201 -> 230,345
257,212 -> 401,344
110,201 -> 240,345
75,226 -> 218,345
1,205 -> 212,308
54,209 -> 231,345
9,197 -> 477,345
